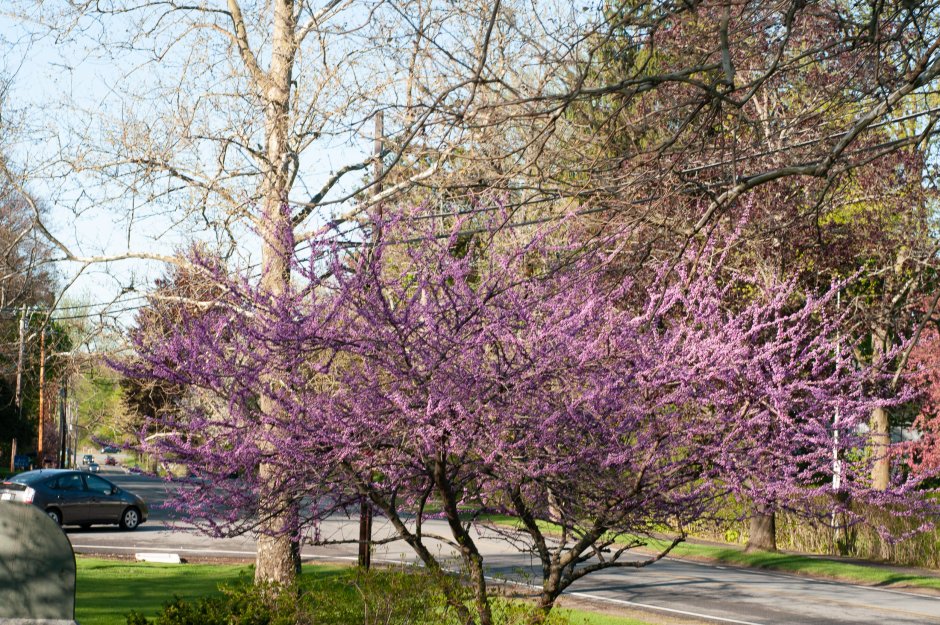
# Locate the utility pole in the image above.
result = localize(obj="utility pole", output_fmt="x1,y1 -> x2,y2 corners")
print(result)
70,396 -> 77,468
358,110 -> 383,571
14,306 -> 25,410
58,382 -> 67,469
37,326 -> 45,466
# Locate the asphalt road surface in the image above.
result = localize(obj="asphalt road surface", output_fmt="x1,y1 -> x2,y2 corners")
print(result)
66,470 -> 940,625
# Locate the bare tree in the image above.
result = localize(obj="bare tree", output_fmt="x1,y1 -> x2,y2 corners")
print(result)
4,0 -> 517,584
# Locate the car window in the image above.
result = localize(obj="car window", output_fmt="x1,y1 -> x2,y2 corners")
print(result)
52,474 -> 85,492
84,475 -> 114,495
9,472 -> 40,484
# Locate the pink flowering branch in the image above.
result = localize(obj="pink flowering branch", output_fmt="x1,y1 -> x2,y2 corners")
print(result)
116,211 -> 938,622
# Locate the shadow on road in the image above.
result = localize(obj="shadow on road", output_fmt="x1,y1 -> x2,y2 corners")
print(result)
63,525 -> 167,535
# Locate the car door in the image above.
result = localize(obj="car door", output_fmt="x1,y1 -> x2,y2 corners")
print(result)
82,474 -> 124,523
48,473 -> 89,524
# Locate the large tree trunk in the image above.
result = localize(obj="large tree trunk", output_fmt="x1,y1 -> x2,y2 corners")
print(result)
870,406 -> 890,490
255,498 -> 301,584
870,327 -> 890,490
746,509 -> 777,552
254,0 -> 301,586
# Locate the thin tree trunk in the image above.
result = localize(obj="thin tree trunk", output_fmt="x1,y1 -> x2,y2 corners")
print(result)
357,111 -> 384,571
529,574 -> 560,624
746,509 -> 777,552
433,457 -> 493,625
361,480 -> 476,625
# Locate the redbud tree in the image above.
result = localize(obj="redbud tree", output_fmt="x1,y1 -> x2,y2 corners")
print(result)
119,214 -> 937,624
902,314 -> 940,477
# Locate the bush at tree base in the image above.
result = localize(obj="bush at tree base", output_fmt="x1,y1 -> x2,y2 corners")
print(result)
123,568 -> 575,625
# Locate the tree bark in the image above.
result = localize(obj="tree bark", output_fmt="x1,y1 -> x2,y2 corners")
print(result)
255,499 -> 301,585
254,0 -> 300,586
746,510 -> 777,552
870,327 -> 890,490
529,572 -> 560,625
870,405 -> 890,490
433,457 -> 493,625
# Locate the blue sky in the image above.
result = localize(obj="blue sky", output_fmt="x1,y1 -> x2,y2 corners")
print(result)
0,5 -> 378,322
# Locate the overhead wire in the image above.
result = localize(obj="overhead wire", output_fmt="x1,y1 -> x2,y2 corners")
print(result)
11,104 -> 940,323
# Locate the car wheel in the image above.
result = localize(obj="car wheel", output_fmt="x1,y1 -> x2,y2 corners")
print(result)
120,507 -> 140,530
46,508 -> 62,526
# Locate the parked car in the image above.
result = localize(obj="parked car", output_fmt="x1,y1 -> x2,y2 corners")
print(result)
0,469 -> 148,530
81,454 -> 94,465
105,456 -> 117,466
100,445 -> 120,454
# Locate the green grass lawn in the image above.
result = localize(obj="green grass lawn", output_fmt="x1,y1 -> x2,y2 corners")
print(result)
75,558 -> 652,625
76,558 -> 256,625
561,613 -> 651,625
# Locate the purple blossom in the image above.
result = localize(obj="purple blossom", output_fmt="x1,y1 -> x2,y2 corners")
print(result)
116,213 -> 939,620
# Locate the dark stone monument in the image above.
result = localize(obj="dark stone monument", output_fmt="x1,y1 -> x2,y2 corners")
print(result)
0,501 -> 77,624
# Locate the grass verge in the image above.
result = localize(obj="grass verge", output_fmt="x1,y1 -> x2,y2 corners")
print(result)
480,516 -> 940,592
75,557 -> 654,625
646,539 -> 940,591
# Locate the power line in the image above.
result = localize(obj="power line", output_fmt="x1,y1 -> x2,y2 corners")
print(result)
12,104 -> 940,323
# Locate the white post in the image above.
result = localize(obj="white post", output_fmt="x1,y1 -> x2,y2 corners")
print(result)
832,290 -> 843,548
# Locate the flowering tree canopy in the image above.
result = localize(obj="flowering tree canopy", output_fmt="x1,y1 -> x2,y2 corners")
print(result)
118,215 -> 937,624
902,313 -> 940,477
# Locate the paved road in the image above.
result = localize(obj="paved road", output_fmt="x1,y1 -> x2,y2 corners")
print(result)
66,471 -> 940,625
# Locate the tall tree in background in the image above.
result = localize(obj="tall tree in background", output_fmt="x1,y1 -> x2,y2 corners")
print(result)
8,0 -> 512,584
119,251 -> 228,471
560,1 -> 940,549
0,76 -> 62,464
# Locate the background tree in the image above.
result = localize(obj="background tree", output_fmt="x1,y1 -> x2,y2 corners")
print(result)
0,119 -> 61,467
558,1 -> 940,550
118,251 -> 229,470
7,0 -> 514,584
